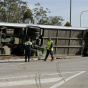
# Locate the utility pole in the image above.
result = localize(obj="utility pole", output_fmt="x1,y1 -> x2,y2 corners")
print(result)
70,0 -> 72,25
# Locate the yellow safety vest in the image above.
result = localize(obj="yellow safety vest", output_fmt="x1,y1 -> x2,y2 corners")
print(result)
25,41 -> 32,45
47,40 -> 53,51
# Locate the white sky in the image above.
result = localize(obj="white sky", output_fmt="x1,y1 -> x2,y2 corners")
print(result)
24,0 -> 88,28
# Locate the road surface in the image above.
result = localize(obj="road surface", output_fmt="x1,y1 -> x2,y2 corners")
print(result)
0,56 -> 88,88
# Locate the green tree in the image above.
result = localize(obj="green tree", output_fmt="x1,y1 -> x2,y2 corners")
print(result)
23,9 -> 33,23
0,0 -> 6,21
0,0 -> 33,23
64,21 -> 72,27
33,3 -> 50,24
33,3 -> 64,25
38,16 -> 64,25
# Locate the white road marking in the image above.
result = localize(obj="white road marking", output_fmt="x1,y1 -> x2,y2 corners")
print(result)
50,71 -> 86,88
0,71 -> 80,80
0,77 -> 62,87
0,71 -> 82,80
0,75 -> 34,80
0,71 -> 86,87
42,71 -> 81,76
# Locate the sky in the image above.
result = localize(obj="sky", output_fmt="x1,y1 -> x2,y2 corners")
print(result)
24,0 -> 88,28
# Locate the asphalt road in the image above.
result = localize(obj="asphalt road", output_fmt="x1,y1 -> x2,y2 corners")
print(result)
0,56 -> 88,88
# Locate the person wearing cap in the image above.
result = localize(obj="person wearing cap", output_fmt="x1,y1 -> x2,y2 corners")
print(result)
44,37 -> 54,61
24,38 -> 32,62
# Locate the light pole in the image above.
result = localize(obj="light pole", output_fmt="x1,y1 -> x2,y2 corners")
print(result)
80,10 -> 88,27
70,0 -> 72,25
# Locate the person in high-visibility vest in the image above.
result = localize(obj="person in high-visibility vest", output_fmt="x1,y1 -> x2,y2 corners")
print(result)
24,38 -> 32,62
44,37 -> 54,61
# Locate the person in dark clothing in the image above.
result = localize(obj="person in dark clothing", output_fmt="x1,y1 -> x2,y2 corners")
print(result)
24,38 -> 32,62
44,37 -> 54,61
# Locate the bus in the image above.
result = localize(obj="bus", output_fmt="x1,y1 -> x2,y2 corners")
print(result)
0,22 -> 88,56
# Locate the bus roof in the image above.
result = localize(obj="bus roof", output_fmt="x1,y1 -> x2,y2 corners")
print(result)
0,22 -> 87,30
0,22 -> 30,28
33,24 -> 88,30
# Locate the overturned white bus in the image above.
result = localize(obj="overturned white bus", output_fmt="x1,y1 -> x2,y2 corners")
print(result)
0,22 -> 88,56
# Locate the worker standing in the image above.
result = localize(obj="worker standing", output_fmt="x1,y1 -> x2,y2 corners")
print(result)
24,38 -> 32,62
44,37 -> 54,61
